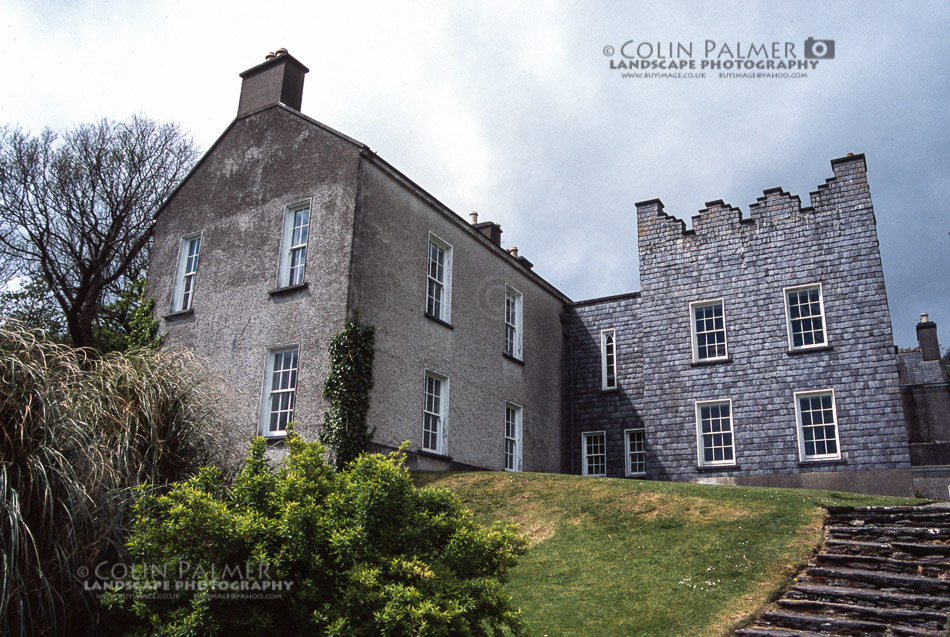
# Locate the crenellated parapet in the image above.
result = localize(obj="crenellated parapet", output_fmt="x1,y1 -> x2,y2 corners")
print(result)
636,154 -> 871,259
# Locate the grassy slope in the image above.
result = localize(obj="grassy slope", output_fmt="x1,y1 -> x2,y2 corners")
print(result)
414,472 -> 915,636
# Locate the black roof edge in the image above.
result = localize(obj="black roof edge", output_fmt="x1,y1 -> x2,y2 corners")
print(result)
570,291 -> 641,307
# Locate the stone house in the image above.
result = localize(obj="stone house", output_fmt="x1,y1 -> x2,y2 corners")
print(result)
147,50 -> 949,496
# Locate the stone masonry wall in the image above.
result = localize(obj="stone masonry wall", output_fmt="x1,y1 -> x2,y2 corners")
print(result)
632,154 -> 911,482
564,294 -> 643,477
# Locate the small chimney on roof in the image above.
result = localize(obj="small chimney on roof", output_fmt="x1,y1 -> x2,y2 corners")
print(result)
237,49 -> 309,117
469,211 -> 478,224
917,313 -> 941,361
508,247 -> 518,257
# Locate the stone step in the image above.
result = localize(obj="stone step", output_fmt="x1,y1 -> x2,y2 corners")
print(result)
826,525 -> 950,542
804,566 -> 950,596
892,541 -> 950,559
776,598 -> 948,631
824,539 -> 950,565
758,609 -> 942,636
826,512 -> 950,526
788,582 -> 950,613
814,552 -> 948,578
826,505 -> 950,516
734,627 -> 828,637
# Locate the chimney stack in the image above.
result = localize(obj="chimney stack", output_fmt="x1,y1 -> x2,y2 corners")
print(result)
469,211 -> 479,224
917,313 -> 941,361
237,49 -> 309,117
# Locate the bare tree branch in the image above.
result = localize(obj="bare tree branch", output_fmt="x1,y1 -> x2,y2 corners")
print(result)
0,117 -> 198,347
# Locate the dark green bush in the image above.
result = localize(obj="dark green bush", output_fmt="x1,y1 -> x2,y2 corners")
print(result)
118,432 -> 528,635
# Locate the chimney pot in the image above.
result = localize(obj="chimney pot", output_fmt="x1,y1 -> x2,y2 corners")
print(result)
275,47 -> 288,56
469,211 -> 478,224
509,247 -> 519,257
265,52 -> 276,60
921,313 -> 930,323
847,152 -> 854,157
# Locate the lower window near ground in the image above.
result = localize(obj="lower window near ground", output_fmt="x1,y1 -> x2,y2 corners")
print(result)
422,370 -> 448,454
261,346 -> 298,437
695,399 -> 735,466
582,431 -> 606,476
504,402 -> 523,471
624,428 -> 646,476
795,389 -> 840,460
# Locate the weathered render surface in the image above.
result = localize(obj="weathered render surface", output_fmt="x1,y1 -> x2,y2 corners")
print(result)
147,104 -> 363,445
348,158 -> 568,472
564,155 -> 913,494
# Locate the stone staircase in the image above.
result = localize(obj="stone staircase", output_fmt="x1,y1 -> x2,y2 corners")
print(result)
736,505 -> 950,636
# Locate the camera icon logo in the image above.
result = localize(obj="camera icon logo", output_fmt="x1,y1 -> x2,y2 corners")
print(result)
804,38 -> 835,59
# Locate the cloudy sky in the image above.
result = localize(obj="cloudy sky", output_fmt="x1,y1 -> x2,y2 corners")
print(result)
2,0 -> 947,347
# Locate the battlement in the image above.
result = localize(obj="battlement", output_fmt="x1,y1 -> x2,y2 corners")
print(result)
636,153 -> 870,249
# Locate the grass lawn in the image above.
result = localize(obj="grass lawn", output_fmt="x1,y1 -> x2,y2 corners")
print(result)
414,471 -> 916,636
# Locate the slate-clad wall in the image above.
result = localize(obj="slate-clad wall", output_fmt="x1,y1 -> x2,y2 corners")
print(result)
631,154 -> 911,486
564,294 -> 643,477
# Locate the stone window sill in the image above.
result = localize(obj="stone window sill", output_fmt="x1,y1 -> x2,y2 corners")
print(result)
690,357 -> 733,367
268,283 -> 309,297
418,449 -> 453,462
696,463 -> 740,472
786,345 -> 833,356
503,352 -> 525,366
163,308 -> 194,321
798,457 -> 847,467
424,312 -> 454,330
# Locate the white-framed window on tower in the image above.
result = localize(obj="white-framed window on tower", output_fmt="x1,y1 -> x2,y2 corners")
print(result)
695,399 -> 736,467
689,298 -> 728,362
624,428 -> 646,476
422,370 -> 449,454
504,402 -> 523,471
784,283 -> 828,351
601,329 -> 618,390
582,431 -> 607,476
794,389 -> 841,461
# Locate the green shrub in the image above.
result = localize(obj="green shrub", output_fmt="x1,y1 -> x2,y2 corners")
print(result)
0,322 -> 236,635
118,432 -> 528,635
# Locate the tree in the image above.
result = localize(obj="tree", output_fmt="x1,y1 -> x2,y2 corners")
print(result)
0,116 -> 198,348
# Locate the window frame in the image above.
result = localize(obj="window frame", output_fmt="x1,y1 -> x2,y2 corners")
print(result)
172,232 -> 202,312
277,200 -> 312,289
425,233 -> 453,324
504,285 -> 524,360
689,298 -> 729,363
504,401 -> 523,472
258,345 -> 300,439
794,388 -> 841,462
422,369 -> 449,455
783,283 -> 828,351
581,430 -> 607,477
624,428 -> 647,477
600,328 -> 618,391
694,399 -> 737,467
